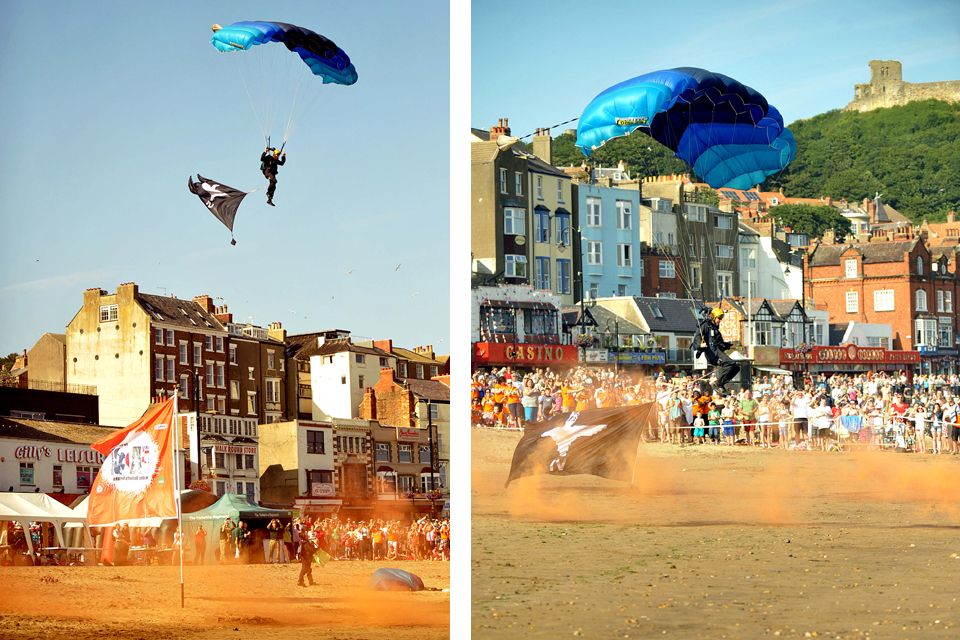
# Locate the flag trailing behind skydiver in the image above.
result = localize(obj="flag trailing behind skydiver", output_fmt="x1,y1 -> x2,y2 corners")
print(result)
504,403 -> 657,487
187,174 -> 249,245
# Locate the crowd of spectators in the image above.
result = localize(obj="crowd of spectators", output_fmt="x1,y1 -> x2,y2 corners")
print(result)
292,516 -> 450,562
472,365 -> 960,454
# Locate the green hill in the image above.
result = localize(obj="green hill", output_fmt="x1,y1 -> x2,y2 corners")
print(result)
551,99 -> 960,222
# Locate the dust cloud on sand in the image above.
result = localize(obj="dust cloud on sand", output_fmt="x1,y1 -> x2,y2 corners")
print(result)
472,428 -> 960,638
0,559 -> 449,640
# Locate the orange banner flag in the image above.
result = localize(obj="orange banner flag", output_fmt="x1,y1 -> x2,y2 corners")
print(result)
87,397 -> 179,526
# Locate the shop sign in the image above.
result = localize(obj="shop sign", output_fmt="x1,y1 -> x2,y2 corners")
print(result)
780,345 -> 919,365
20,467 -> 34,485
584,349 -> 608,363
396,427 -> 421,442
14,445 -> 105,464
213,445 -> 258,454
473,342 -> 578,365
918,346 -> 938,355
611,351 -> 666,364
938,348 -> 959,356
310,482 -> 335,498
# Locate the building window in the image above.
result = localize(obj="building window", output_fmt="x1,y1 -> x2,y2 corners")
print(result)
940,324 -> 952,347
534,210 -> 550,243
515,171 -> 522,196
229,344 -> 237,365
19,462 -> 34,486
556,259 -> 571,294
375,443 -> 390,462
207,396 -> 216,411
504,208 -> 525,235
846,292 -> 858,313
536,175 -> 542,199
618,284 -> 627,296
217,364 -> 224,388
616,200 -> 631,230
379,357 -> 387,367
155,356 -> 164,381
916,319 -> 937,346
586,197 -> 601,227
557,178 -> 563,202
715,245 -> 734,259
307,430 -> 325,454
266,379 -> 279,402
166,358 -> 175,382
752,321 -> 772,346
216,337 -> 223,352
716,271 -> 733,298
420,445 -> 432,464
155,328 -> 163,345
938,290 -> 944,312
429,403 -> 439,420
248,367 -> 254,380
99,304 -> 118,322
166,330 -> 174,346
499,168 -> 506,193
192,343 -> 201,366
217,396 -> 225,414
247,392 -> 257,415
714,215 -> 733,230
268,352 -> 275,370
205,336 -> 213,350
355,353 -> 365,364
399,362 -> 408,377
413,363 -> 422,378
917,255 -> 923,275
535,256 -> 551,290
659,260 -> 675,278
398,475 -> 414,492
587,241 -> 602,266
617,244 -> 633,268
341,375 -> 347,385
916,289 -> 928,312
690,263 -> 702,289
179,374 -> 190,399
231,380 -> 240,399
505,254 -> 528,278
874,289 -> 895,312
589,283 -> 599,299
845,259 -> 857,278
179,343 -> 188,364
947,291 -> 953,313
741,247 -> 756,269
215,452 -> 225,469
398,444 -> 413,463
358,374 -> 364,388
76,466 -> 93,489
555,214 -> 571,246
205,363 -> 214,387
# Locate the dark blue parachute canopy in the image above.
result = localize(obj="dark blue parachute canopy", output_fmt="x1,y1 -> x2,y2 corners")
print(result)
368,568 -> 426,591
575,68 -> 795,190
211,21 -> 358,85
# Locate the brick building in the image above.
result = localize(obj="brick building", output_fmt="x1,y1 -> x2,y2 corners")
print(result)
804,236 -> 960,358
640,249 -> 687,299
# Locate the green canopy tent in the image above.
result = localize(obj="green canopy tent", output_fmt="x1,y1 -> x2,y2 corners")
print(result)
180,493 -> 291,564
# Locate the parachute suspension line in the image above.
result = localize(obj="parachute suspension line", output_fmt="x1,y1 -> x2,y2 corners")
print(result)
232,56 -> 269,145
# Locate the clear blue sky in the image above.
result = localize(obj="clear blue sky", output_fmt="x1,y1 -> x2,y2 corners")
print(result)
472,0 -> 960,143
0,0 -> 450,358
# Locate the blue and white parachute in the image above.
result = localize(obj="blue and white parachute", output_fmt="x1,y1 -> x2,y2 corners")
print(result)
576,68 -> 795,190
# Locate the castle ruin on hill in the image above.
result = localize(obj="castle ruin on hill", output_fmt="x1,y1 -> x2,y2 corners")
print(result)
844,60 -> 960,112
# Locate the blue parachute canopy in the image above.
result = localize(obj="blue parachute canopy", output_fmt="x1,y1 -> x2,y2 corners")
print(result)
368,568 -> 426,591
575,68 -> 795,190
211,21 -> 358,85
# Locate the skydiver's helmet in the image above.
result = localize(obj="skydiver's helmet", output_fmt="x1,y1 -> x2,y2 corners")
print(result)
273,148 -> 281,158
710,308 -> 725,321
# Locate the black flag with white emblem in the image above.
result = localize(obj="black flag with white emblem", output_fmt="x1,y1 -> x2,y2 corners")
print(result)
188,174 -> 249,245
505,403 -> 656,487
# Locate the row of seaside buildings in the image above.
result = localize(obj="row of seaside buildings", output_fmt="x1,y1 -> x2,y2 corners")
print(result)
470,120 -> 960,379
1,283 -> 450,521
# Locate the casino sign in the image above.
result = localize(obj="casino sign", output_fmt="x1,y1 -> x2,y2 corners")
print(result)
473,342 -> 579,366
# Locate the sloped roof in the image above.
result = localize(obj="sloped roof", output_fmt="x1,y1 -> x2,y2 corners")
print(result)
296,337 -> 392,360
808,240 -> 916,267
0,417 -> 119,444
471,140 -> 499,165
767,299 -> 805,320
471,127 -> 491,142
633,297 -> 699,334
396,377 -> 450,403
588,305 -> 647,336
392,347 -> 442,365
138,294 -> 224,332
526,154 -> 568,178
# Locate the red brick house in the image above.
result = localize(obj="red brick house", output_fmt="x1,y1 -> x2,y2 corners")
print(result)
804,236 -> 959,352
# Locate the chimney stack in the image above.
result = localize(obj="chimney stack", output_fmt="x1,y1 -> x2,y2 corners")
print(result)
489,118 -> 511,142
949,211 -> 956,224
533,126 -> 553,165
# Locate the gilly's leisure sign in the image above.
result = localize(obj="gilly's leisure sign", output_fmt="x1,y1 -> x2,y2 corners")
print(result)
474,342 -> 579,365
780,345 -> 919,365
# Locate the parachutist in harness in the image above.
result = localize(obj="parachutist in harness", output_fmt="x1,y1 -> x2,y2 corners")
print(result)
260,147 -> 286,206
696,308 -> 741,396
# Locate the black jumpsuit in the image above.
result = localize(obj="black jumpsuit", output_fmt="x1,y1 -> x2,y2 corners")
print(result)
696,317 -> 741,390
260,152 -> 286,200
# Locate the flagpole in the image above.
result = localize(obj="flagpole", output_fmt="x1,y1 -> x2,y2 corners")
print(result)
173,395 -> 185,608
